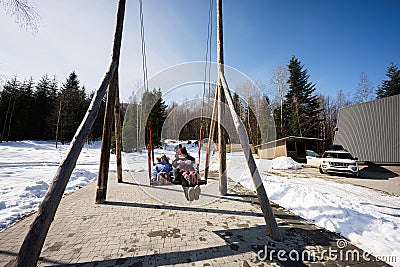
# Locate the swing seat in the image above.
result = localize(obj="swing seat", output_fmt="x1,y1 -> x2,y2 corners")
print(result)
169,173 -> 207,185
156,172 -> 172,185
154,161 -> 207,186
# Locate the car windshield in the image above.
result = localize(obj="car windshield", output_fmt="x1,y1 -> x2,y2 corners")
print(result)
306,151 -> 320,157
323,152 -> 353,159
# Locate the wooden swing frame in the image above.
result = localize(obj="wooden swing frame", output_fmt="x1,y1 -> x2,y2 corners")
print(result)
17,0 -> 282,265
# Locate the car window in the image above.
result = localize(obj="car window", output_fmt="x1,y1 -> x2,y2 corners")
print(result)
322,152 -> 353,159
307,151 -> 320,157
338,153 -> 353,159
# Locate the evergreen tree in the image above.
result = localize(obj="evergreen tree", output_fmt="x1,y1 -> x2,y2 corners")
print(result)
34,75 -> 58,140
148,89 -> 167,146
0,77 -> 37,141
87,92 -> 106,142
0,77 -> 20,142
122,99 -> 139,152
57,71 -> 88,142
282,56 -> 321,137
15,77 -> 35,140
376,62 -> 400,98
0,72 -> 114,142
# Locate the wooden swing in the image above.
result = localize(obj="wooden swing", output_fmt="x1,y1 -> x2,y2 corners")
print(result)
146,122 -> 207,186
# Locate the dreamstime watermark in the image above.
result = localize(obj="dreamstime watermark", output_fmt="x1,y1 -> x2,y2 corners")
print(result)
256,239 -> 398,264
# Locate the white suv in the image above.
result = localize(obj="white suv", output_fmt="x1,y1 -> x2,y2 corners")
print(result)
319,150 -> 359,177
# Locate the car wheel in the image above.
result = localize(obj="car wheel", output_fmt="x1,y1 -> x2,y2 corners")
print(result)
353,171 -> 359,178
319,167 -> 325,174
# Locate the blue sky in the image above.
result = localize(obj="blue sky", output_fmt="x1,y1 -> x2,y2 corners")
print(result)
1,0 -> 399,103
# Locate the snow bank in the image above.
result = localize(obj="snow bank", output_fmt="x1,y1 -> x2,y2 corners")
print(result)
227,153 -> 400,266
0,140 -> 116,231
271,156 -> 303,170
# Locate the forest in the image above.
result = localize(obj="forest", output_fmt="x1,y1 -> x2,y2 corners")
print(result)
0,72 -> 114,143
1,57 -> 399,151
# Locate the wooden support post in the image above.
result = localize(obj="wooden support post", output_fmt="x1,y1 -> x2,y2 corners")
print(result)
16,60 -> 118,267
219,73 -> 283,241
114,73 -> 123,183
217,0 -> 227,195
96,73 -> 116,203
218,83 -> 227,195
95,0 -> 126,204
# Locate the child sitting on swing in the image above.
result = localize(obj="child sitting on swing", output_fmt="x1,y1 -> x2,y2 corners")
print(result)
151,154 -> 173,184
172,147 -> 201,201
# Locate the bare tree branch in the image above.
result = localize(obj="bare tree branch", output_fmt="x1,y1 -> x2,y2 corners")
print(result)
1,0 -> 41,32
0,61 -> 7,86
355,72 -> 373,103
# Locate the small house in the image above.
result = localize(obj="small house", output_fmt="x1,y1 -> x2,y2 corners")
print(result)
255,136 -> 323,163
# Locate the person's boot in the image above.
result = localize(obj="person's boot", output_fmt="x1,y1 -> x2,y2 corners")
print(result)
188,187 -> 195,201
183,187 -> 189,200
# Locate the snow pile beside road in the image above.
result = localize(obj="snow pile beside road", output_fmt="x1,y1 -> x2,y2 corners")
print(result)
271,156 -> 303,170
228,153 -> 400,266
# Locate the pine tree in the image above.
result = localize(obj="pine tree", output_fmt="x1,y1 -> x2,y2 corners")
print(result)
0,77 -> 20,142
148,89 -> 167,146
376,62 -> 400,98
0,77 -> 38,141
141,88 -> 167,146
282,56 -> 321,137
57,71 -> 88,142
34,75 -> 58,140
87,92 -> 106,142
15,78 -> 35,140
122,99 -> 139,152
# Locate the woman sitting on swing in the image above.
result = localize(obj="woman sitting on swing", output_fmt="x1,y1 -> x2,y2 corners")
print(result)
172,147 -> 201,201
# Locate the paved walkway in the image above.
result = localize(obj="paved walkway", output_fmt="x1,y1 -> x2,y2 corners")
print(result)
0,171 -> 390,266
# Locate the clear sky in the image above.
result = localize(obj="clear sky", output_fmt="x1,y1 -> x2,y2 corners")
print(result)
1,0 -> 399,103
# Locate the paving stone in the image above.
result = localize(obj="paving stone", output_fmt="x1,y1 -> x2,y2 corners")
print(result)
0,171 -> 391,266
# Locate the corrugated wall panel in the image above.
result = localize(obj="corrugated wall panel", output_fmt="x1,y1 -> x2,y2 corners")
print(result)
334,94 -> 400,163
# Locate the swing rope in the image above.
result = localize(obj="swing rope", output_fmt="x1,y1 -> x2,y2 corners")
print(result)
139,0 -> 148,93
139,0 -> 154,183
199,0 -> 214,169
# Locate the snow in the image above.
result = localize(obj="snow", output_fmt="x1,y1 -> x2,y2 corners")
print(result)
0,140 -> 399,266
0,140 -> 117,230
271,156 -> 303,170
227,152 -> 400,266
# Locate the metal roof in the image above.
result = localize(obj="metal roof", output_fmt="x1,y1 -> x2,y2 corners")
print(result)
255,136 -> 323,147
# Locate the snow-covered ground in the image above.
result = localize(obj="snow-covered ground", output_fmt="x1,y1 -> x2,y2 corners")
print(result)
229,153 -> 400,266
0,140 -> 399,266
0,140 -> 117,231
